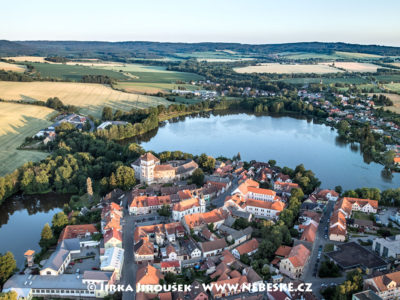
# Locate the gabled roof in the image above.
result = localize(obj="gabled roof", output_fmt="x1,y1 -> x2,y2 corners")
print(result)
200,238 -> 227,253
247,186 -> 276,196
233,238 -> 259,256
140,152 -> 160,162
275,245 -> 292,258
104,228 -> 122,244
136,263 -> 163,285
134,239 -> 154,256
301,223 -> 318,243
286,244 -> 310,268
58,224 -> 98,242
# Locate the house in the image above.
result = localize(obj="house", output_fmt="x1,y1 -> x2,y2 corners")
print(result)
165,244 -> 178,261
181,238 -> 202,259
40,248 -> 71,276
104,228 -> 122,249
172,197 -> 206,221
210,276 -> 248,298
136,264 -> 164,293
225,194 -> 285,220
218,225 -> 252,245
232,238 -> 259,259
279,244 -> 310,279
39,238 -> 81,276
316,189 -> 339,202
188,281 -> 209,300
100,247 -> 124,280
352,290 -> 382,300
160,260 -> 181,274
329,197 -> 378,242
129,195 -> 172,215
364,270 -> 400,299
58,224 -> 99,243
134,239 -> 155,263
372,235 -> 400,258
243,267 -> 263,290
200,238 -> 227,258
232,179 -> 259,196
200,227 -> 217,241
273,181 -> 300,196
134,222 -> 184,245
182,208 -> 229,233
300,223 -> 318,243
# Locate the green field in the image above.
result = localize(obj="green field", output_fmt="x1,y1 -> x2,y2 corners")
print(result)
384,83 -> 400,92
96,63 -> 203,94
376,74 -> 400,83
0,102 -> 55,176
174,51 -> 254,61
28,62 -> 129,81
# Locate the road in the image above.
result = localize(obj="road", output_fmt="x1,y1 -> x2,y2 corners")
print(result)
211,177 -> 239,208
301,200 -> 346,298
121,193 -> 137,300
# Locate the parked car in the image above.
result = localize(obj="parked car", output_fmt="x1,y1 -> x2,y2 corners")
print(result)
76,269 -> 80,274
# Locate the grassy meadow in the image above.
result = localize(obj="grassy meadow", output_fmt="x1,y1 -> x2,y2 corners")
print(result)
0,102 -> 55,176
27,62 -> 129,81
0,81 -> 171,118
95,63 -> 204,94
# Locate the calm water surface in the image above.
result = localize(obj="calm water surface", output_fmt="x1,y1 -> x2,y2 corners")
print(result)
0,194 -> 69,267
140,113 -> 400,190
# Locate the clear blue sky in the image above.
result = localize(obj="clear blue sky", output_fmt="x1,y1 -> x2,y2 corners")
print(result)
2,0 -> 400,46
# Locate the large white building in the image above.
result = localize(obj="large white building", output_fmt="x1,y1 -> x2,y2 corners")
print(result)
100,247 -> 124,280
131,152 -> 198,184
172,198 -> 206,221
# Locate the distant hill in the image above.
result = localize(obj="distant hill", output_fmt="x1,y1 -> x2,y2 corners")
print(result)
0,40 -> 38,56
1,40 -> 400,59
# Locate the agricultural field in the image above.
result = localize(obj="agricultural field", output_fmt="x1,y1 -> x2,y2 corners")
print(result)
0,102 -> 55,176
0,61 -> 26,72
94,63 -> 204,93
114,82 -> 197,94
324,62 -> 380,72
281,51 -> 383,61
390,63 -> 400,68
384,83 -> 400,93
335,51 -> 383,59
234,63 -> 342,74
27,62 -> 129,81
4,56 -> 49,63
280,76 -> 369,85
0,81 -> 171,118
372,92 -> 400,113
175,51 -> 254,61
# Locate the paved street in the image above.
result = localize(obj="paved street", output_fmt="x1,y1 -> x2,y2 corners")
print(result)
121,193 -> 137,300
301,200 -> 346,298
211,178 -> 239,208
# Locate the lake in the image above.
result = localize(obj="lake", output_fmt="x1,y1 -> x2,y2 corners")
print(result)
1,112 -> 399,266
140,113 -> 400,191
0,194 -> 69,267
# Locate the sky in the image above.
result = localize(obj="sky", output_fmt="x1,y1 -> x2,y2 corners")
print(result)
2,0 -> 400,46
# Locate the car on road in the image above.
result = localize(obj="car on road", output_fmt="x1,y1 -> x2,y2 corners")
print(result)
76,269 -> 80,274
325,234 -> 328,239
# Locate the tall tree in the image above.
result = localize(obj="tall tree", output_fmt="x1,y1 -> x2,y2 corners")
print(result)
86,177 -> 93,198
102,106 -> 113,120
0,252 -> 16,285
115,166 -> 135,190
41,223 -> 53,241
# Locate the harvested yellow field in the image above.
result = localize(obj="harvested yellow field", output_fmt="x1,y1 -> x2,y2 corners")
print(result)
4,56 -> 49,63
66,61 -> 125,67
390,63 -> 400,68
0,102 -> 55,176
372,93 -> 400,113
234,63 -> 342,74
323,62 -> 380,72
0,81 -> 170,118
0,61 -> 26,72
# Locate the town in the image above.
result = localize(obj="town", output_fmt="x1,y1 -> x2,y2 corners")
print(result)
2,151 -> 400,300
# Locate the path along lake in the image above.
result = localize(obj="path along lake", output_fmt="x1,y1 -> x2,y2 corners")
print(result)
2,112 -> 400,265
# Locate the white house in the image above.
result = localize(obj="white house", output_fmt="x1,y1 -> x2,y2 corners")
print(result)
200,239 -> 227,258
172,198 -> 205,221
232,238 -> 259,259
